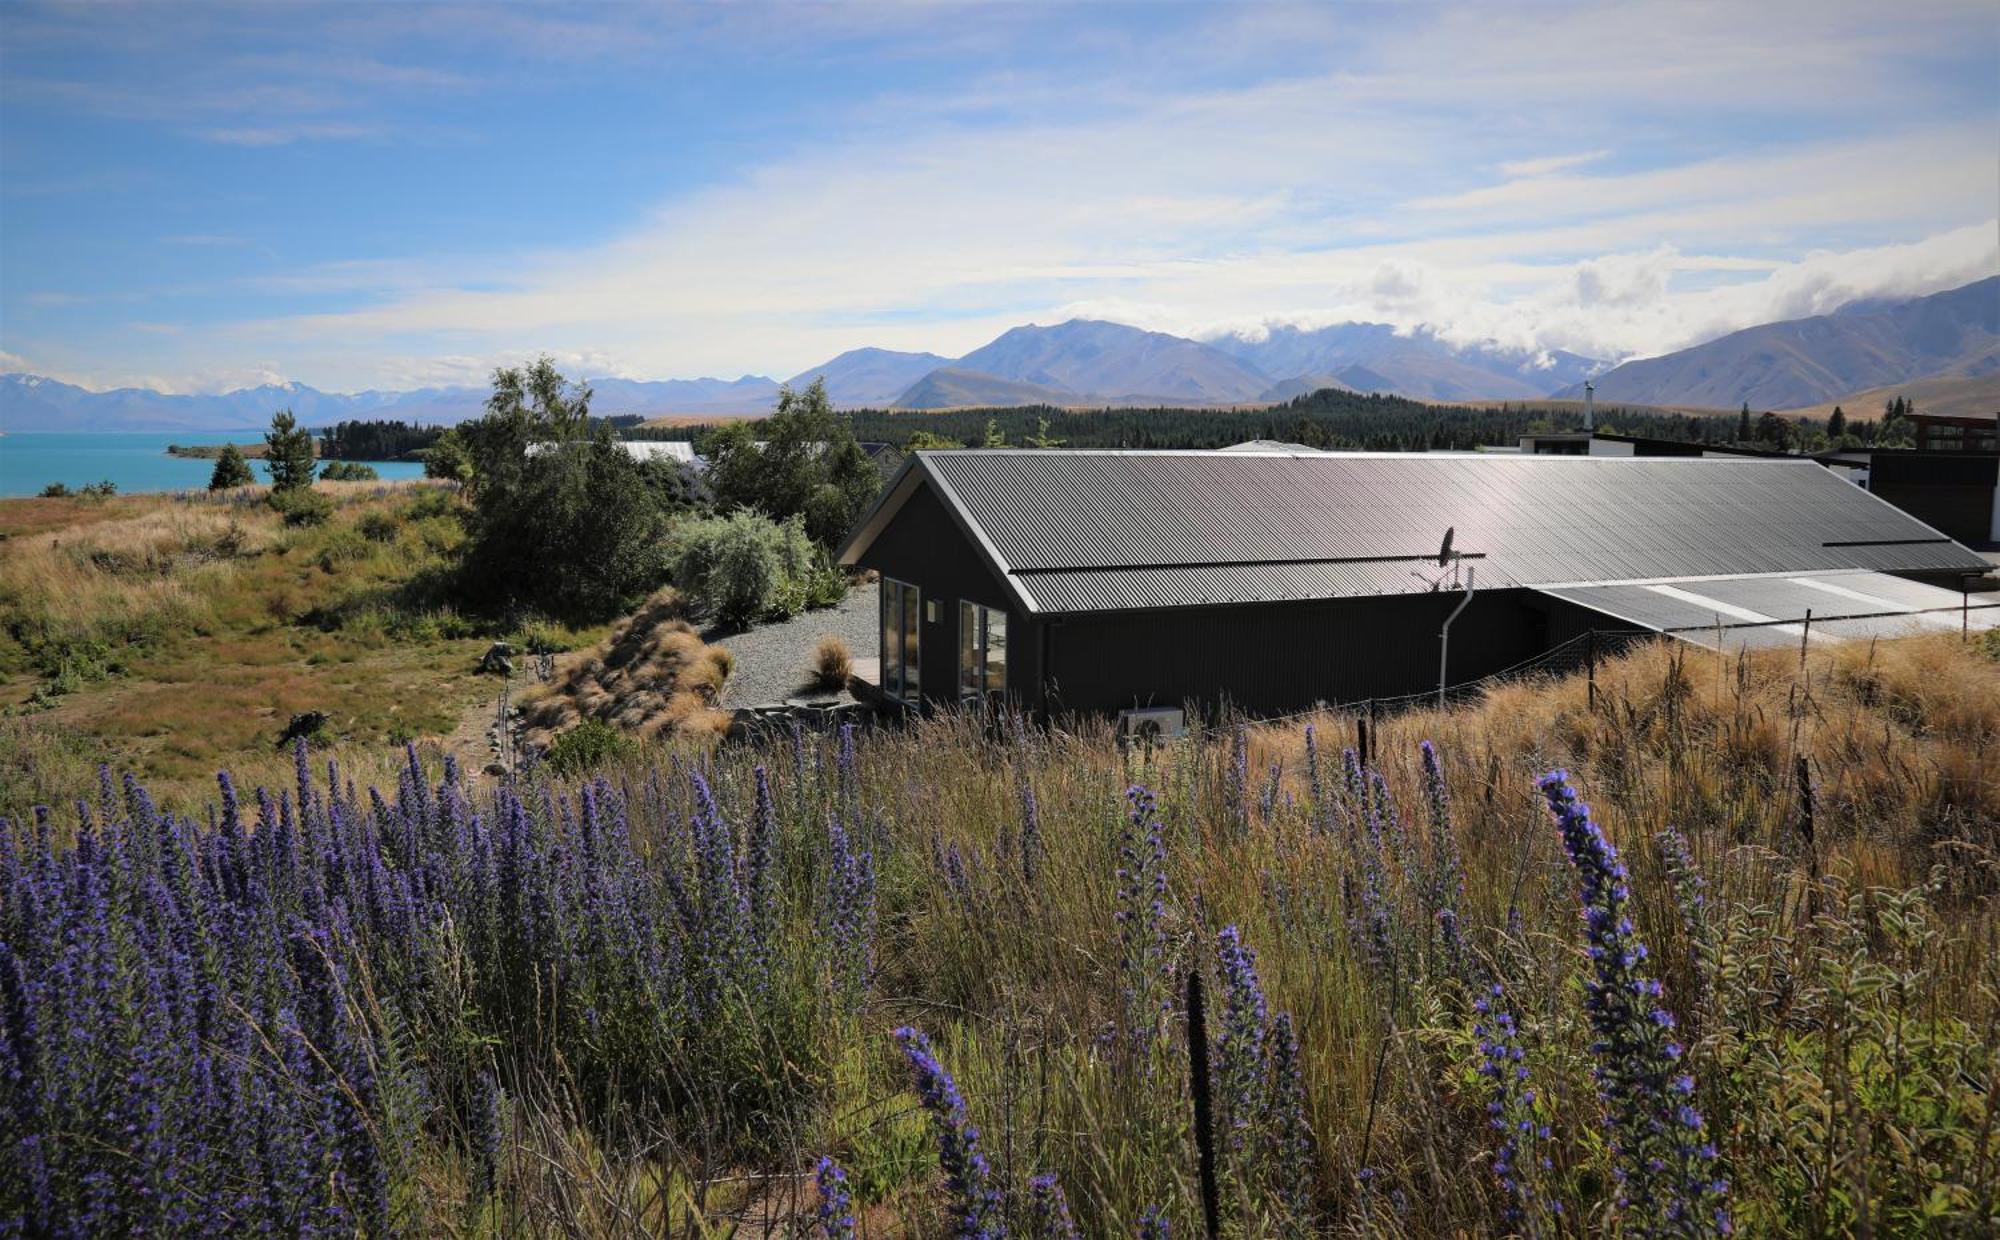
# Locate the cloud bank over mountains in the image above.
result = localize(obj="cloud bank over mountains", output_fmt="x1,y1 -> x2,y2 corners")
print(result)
2,2 -> 1994,395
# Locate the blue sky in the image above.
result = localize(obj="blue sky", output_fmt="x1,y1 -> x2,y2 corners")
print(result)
2,0 -> 1995,393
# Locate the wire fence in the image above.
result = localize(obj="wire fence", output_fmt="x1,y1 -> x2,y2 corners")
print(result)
1236,627 -> 1659,729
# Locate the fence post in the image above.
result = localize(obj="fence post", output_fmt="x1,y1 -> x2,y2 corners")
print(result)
1367,699 -> 1378,764
1185,968 -> 1222,1240
1586,630 -> 1597,711
1356,713 -> 1370,769
1799,608 -> 1812,673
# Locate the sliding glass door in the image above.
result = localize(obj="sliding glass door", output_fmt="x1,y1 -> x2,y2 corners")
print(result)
880,578 -> 920,702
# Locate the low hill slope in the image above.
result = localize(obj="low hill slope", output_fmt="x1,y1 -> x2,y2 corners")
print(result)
1561,276 -> 2000,410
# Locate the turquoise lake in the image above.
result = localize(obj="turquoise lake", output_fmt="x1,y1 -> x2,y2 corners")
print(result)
0,432 -> 428,498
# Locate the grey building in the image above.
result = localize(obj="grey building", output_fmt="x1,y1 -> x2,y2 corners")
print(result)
836,449 -> 1997,722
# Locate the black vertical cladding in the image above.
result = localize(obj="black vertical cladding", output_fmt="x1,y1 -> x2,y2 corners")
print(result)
851,480 -> 1031,704
1040,588 -> 1556,716
1868,453 -> 1999,545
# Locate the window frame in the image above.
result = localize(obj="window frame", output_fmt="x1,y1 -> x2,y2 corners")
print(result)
957,599 -> 1007,701
880,577 -> 921,703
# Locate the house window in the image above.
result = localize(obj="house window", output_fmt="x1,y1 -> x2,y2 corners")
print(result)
880,578 -> 921,701
958,601 -> 1007,699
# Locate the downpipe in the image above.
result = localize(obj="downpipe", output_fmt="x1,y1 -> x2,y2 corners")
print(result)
1439,566 -> 1476,710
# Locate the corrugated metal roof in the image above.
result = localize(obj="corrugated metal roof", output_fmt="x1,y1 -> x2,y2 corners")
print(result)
895,450 -> 1991,614
1538,570 -> 2000,650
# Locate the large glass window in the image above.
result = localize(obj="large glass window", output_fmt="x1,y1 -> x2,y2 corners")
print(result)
958,601 -> 1007,700
880,578 -> 920,701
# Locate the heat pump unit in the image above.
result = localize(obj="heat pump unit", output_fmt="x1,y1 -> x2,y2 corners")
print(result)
1118,706 -> 1186,744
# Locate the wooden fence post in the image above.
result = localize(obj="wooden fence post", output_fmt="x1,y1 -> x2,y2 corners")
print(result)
1186,968 -> 1221,1240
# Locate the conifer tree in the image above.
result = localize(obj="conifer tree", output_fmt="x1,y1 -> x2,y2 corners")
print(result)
207,443 -> 255,490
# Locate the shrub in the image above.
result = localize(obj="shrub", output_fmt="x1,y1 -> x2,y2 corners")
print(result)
811,634 -> 853,691
77,480 -> 116,499
38,482 -> 71,498
402,486 -> 461,521
267,486 -> 333,527
542,718 -> 634,776
320,460 -> 380,482
316,528 -> 371,572
672,511 -> 840,628
357,510 -> 403,543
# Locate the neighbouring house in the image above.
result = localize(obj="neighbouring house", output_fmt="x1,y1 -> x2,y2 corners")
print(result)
1816,414 -> 2000,546
529,440 -> 702,467
836,449 -> 1997,723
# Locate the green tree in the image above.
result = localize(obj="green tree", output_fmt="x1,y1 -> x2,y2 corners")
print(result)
422,428 -> 474,482
1022,415 -> 1066,448
1827,405 -> 1847,438
981,417 -> 1007,448
207,444 -> 255,490
905,431 -> 964,450
705,379 -> 881,546
263,410 -> 317,491
461,355 -> 594,496
1736,402 -> 1752,442
458,360 -> 673,620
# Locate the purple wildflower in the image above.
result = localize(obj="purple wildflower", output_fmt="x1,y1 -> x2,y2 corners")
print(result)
893,1026 -> 1005,1238
1541,771 -> 1730,1237
1213,926 -> 1268,1155
815,1156 -> 856,1240
1028,1171 -> 1081,1239
1473,984 -> 1554,1236
1137,1205 -> 1171,1238
1114,786 -> 1172,1068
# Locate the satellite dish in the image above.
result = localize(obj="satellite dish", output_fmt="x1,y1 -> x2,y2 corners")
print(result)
1438,526 -> 1455,567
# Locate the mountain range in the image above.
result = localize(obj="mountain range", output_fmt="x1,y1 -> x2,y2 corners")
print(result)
4,277 -> 1994,432
1560,276 -> 1998,410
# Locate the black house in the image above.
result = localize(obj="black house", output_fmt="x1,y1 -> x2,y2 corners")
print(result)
835,449 -> 1996,721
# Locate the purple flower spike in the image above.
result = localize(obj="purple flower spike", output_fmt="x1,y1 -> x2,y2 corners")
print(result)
893,1027 -> 1005,1238
1541,771 -> 1728,1237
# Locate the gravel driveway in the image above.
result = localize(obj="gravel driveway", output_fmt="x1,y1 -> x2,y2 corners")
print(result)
709,586 -> 878,707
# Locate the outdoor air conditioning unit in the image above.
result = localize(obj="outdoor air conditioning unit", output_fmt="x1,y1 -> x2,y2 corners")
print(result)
1117,706 -> 1186,745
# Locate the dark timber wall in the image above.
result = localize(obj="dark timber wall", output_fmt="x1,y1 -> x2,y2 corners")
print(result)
1869,453 -> 1998,546
1036,588 -> 1575,717
857,477 -> 1653,717
852,481 -> 1040,703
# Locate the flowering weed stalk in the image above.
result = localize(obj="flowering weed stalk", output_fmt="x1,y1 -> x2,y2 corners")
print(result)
893,1026 -> 1005,1238
1541,771 -> 1730,1237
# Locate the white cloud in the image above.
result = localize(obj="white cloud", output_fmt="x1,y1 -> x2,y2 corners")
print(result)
1498,151 -> 1611,178
10,0 -> 1995,391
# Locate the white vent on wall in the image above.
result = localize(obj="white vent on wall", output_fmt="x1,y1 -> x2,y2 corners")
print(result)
1117,706 -> 1186,744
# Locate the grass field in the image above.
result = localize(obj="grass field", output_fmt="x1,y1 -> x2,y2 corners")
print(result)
4,617 -> 1996,1235
0,482 -> 603,817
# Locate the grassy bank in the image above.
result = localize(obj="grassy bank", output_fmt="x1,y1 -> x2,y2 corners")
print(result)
3,629 -> 1995,1234
0,482 -> 601,815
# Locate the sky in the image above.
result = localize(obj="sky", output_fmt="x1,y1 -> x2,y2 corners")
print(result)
1,0 -> 1996,395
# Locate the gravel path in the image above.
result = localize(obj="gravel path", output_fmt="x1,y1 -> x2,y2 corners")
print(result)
710,587 -> 878,707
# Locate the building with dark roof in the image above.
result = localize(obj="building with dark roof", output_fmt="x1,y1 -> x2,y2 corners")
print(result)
836,449 -> 1997,720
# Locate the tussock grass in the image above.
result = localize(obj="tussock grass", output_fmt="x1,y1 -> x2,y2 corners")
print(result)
520,587 -> 735,749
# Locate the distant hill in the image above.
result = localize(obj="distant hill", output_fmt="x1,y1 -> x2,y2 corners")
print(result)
1209,322 -> 1607,403
587,375 -> 779,417
1257,372 -> 1357,402
786,348 -> 954,406
1775,374 -> 2000,422
0,371 -> 775,432
891,367 -> 1078,411
924,319 -> 1274,406
14,279 -> 1995,430
1557,276 -> 2000,409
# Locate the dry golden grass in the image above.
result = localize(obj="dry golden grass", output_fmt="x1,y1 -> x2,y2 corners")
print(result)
810,634 -> 853,691
0,483 -> 526,813
521,587 -> 734,748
